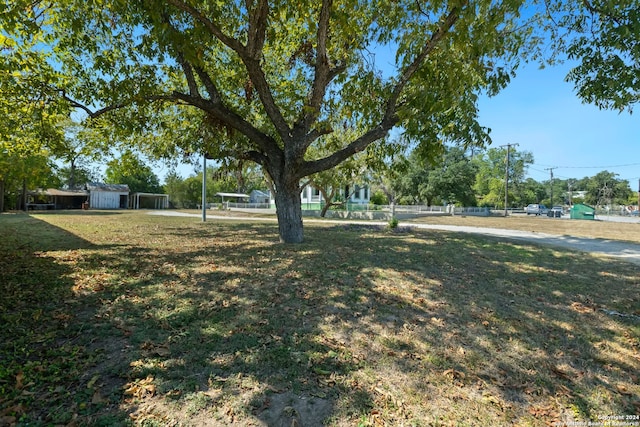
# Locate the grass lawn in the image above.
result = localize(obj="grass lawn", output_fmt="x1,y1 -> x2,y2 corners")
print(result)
0,211 -> 638,426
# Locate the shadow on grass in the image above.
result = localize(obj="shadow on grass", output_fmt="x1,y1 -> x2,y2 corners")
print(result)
1,214 -> 639,425
0,215 -> 132,425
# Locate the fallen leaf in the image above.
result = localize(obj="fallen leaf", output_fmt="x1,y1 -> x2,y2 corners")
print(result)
482,393 -> 501,406
550,365 -> 570,380
443,369 -> 465,380
124,376 -> 156,398
528,405 -> 553,417
616,384 -> 632,395
15,372 -> 23,390
570,302 -> 592,314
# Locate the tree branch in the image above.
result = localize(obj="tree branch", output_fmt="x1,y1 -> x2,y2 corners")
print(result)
166,0 -> 245,53
176,52 -> 200,97
58,90 -> 176,119
291,0 -> 349,157
192,66 -> 222,104
160,12 -> 201,97
302,121 -> 393,177
167,0 -> 291,146
240,150 -> 269,166
171,91 -> 283,164
302,4 -> 464,178
246,0 -> 269,59
384,4 -> 464,121
308,0 -> 333,116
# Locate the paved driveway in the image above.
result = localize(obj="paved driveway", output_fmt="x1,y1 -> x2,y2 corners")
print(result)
150,211 -> 640,266
405,223 -> 640,266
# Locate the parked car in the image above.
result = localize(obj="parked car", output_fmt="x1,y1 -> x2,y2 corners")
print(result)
547,206 -> 563,218
526,204 -> 548,215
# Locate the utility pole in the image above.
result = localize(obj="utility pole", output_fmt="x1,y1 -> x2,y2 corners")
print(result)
500,143 -> 518,217
567,180 -> 574,207
545,167 -> 557,207
202,154 -> 207,222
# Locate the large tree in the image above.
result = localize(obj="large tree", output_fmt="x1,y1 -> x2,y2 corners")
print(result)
3,0 -> 638,241
1,0 -> 534,242
395,146 -> 477,206
582,171 -> 633,207
48,119 -> 110,188
105,150 -> 163,194
473,147 -> 534,208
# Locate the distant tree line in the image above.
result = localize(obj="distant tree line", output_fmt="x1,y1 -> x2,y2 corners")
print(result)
368,145 -> 637,210
2,129 -> 637,212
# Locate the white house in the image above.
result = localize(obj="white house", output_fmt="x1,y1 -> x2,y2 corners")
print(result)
263,182 -> 370,209
300,184 -> 370,205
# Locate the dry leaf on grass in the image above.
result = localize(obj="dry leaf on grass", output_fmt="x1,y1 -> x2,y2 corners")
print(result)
443,369 -> 465,380
140,341 -> 170,357
616,384 -> 633,395
124,376 -> 156,398
14,372 -> 23,390
549,365 -> 570,380
570,302 -> 593,314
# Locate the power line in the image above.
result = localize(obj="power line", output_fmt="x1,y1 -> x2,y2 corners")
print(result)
535,162 -> 640,170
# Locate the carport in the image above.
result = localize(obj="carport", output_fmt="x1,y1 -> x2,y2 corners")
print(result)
215,192 -> 250,204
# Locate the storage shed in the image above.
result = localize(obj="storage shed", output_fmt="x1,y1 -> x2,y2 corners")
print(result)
249,190 -> 271,204
88,183 -> 130,209
570,203 -> 596,220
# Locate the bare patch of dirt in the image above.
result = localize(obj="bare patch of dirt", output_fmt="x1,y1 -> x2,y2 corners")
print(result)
254,392 -> 333,427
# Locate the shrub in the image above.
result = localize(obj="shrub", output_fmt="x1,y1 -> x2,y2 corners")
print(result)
388,217 -> 399,229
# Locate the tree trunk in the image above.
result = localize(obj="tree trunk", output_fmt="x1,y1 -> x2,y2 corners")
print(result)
319,187 -> 336,218
21,179 -> 27,211
0,179 -> 4,212
320,202 -> 330,218
274,181 -> 304,243
69,159 -> 76,188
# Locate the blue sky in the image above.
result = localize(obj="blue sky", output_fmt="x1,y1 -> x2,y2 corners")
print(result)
478,61 -> 640,187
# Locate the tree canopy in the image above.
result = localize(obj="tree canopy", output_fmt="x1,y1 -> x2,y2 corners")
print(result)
105,150 -> 162,194
394,146 -> 477,206
2,0 -> 638,240
473,147 -> 534,208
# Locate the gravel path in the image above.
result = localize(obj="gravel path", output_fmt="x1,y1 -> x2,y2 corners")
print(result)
149,211 -> 640,266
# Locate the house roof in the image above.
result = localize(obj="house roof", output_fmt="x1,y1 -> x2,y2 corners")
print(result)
40,188 -> 89,197
87,183 -> 130,192
216,192 -> 250,198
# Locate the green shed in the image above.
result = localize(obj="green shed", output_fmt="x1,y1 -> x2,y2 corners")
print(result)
570,203 -> 595,220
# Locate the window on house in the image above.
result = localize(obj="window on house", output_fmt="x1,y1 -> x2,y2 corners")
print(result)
353,185 -> 360,199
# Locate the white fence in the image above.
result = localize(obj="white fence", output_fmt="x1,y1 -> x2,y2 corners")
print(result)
223,202 -> 494,217
226,202 -> 273,209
